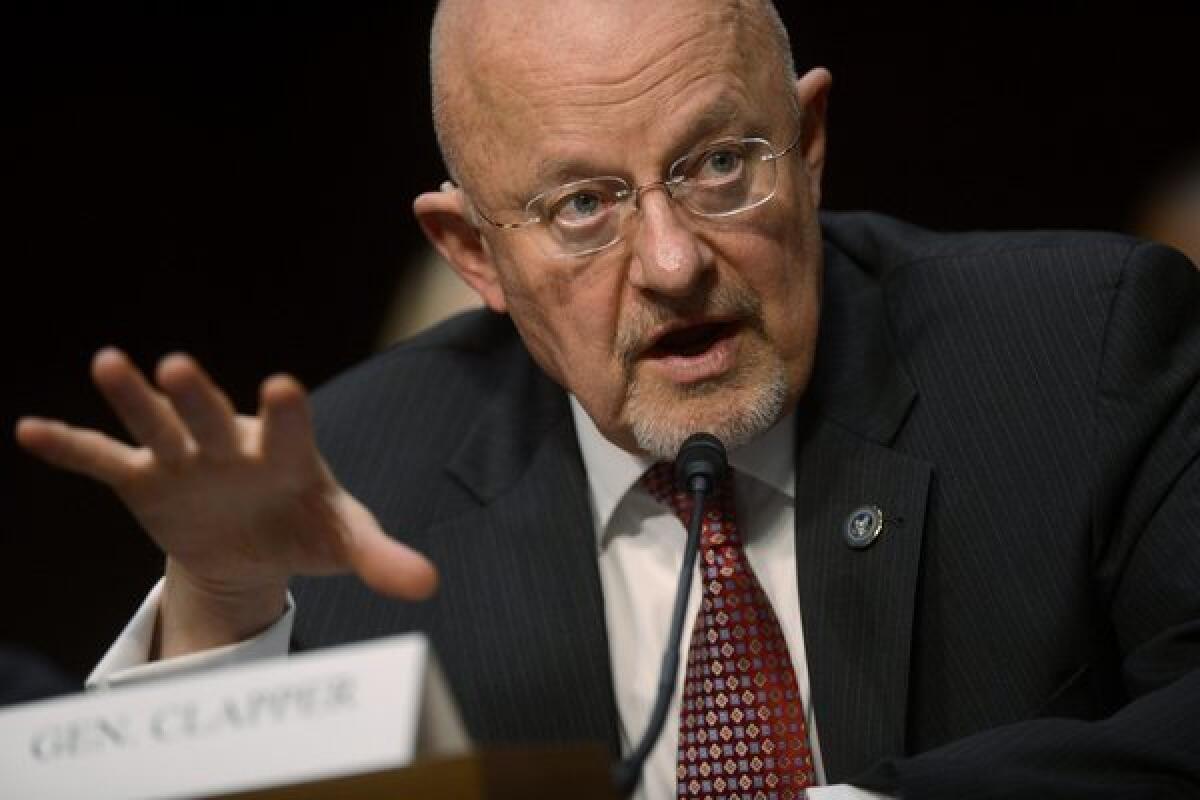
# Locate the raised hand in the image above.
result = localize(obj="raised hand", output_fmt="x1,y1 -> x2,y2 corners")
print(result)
15,348 -> 437,658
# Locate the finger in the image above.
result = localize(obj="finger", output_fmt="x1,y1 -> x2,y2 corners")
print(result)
156,353 -> 240,458
91,347 -> 191,464
15,416 -> 140,485
260,374 -> 318,468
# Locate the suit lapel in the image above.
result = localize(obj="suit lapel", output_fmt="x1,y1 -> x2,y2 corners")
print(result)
432,361 -> 621,752
793,420 -> 930,780
795,238 -> 932,780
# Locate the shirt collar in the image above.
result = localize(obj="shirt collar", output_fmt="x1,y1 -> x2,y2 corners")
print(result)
569,396 -> 797,547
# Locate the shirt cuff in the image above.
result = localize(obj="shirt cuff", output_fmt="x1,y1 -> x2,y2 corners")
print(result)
807,786 -> 893,800
86,578 -> 295,690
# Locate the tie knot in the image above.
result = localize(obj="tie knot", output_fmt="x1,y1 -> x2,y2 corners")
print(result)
640,461 -> 735,530
640,461 -> 677,505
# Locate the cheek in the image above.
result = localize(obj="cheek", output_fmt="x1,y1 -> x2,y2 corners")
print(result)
766,243 -> 821,358
719,213 -> 821,355
499,261 -> 626,393
763,230 -> 822,386
722,223 -> 810,301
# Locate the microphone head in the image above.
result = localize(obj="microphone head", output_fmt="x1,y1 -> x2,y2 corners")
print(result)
674,432 -> 728,494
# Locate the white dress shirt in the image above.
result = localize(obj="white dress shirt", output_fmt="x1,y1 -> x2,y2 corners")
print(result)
570,400 -> 884,800
88,400 -> 887,800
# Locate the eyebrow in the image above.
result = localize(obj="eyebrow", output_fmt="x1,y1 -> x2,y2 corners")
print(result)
686,96 -> 744,142
525,95 -> 752,199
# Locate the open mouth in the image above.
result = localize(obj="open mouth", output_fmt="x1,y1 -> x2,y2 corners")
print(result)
644,320 -> 741,360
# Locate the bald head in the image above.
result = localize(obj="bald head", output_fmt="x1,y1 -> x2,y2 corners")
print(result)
429,0 -> 797,190
414,0 -> 831,459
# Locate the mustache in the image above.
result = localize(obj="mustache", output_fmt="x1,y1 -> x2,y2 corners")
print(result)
616,282 -> 762,369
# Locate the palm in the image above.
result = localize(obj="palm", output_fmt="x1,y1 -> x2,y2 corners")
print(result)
119,422 -> 342,587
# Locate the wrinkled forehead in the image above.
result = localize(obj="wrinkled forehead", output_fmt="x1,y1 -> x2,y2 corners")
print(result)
440,0 -> 787,198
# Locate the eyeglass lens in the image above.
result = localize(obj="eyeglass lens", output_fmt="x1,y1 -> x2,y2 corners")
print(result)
535,138 -> 780,256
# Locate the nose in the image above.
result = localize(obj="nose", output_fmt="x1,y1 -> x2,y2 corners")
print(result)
627,187 -> 713,296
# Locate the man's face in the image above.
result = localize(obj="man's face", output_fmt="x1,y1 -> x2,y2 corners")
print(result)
433,0 -> 829,458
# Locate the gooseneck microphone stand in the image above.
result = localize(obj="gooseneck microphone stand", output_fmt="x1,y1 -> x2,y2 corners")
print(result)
612,433 -> 728,798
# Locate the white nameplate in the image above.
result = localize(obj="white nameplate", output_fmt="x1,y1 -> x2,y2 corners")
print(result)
0,633 -> 469,799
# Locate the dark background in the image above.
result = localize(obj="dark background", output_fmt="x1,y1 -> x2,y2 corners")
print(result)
3,4 -> 1198,687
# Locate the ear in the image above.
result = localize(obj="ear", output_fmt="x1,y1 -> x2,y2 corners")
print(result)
792,67 -> 833,204
413,185 -> 508,313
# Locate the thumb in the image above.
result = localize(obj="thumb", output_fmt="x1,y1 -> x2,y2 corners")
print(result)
336,493 -> 438,600
352,532 -> 439,601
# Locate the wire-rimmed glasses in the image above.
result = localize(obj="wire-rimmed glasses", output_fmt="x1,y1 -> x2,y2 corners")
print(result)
474,127 -> 803,258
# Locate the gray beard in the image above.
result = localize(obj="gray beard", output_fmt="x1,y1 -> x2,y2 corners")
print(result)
627,359 -> 788,461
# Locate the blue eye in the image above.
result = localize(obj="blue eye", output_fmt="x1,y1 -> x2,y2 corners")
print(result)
551,188 -> 614,227
568,192 -> 601,217
706,149 -> 741,174
695,147 -> 744,182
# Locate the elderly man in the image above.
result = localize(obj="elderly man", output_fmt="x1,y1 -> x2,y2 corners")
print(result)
17,1 -> 1200,798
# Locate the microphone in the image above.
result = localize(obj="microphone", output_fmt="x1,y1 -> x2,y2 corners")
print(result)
612,433 -> 728,798
674,432 -> 726,494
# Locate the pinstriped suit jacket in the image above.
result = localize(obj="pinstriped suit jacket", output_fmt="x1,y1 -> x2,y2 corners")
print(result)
292,212 -> 1200,798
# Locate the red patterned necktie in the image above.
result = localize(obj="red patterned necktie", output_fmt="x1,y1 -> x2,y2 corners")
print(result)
642,463 -> 816,800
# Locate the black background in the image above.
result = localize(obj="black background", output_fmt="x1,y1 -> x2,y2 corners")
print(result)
2,3 -> 1197,685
